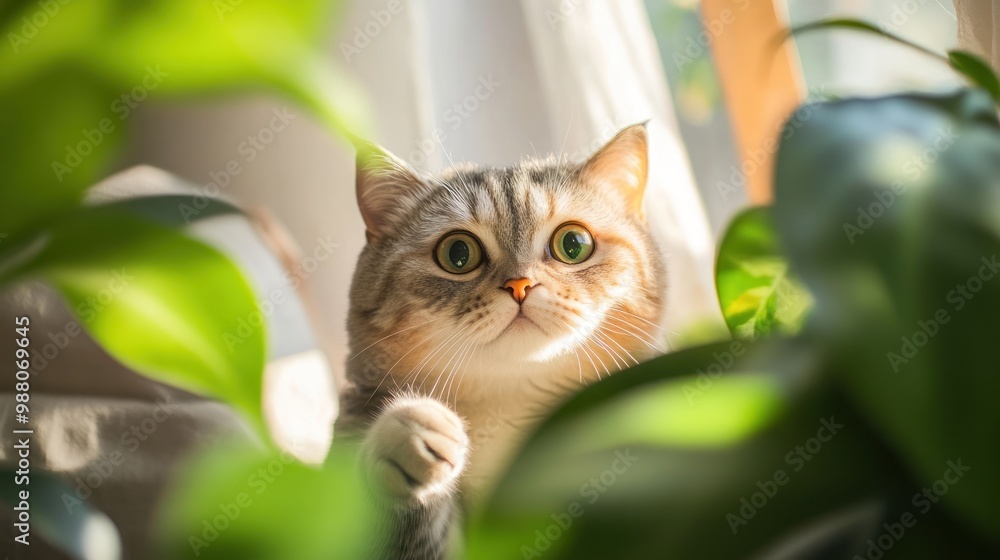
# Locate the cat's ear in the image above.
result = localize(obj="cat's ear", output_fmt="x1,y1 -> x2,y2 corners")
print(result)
577,122 -> 649,217
354,139 -> 427,243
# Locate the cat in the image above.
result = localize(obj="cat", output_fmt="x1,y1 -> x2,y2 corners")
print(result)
335,123 -> 666,559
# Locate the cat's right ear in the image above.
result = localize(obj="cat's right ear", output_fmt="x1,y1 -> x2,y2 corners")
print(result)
354,139 -> 426,243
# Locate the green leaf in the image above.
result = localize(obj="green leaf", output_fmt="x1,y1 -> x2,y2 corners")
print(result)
773,89 -> 1000,539
716,207 -> 812,340
788,18 -> 944,60
947,50 -> 1000,103
0,0 -> 369,133
0,65 -> 122,236
0,0 -> 369,237
156,443 -> 377,560
1,469 -> 122,560
10,207 -> 267,435
466,341 -> 912,559
788,18 -> 1000,102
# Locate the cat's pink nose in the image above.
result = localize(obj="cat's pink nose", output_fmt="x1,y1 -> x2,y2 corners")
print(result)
503,278 -> 534,304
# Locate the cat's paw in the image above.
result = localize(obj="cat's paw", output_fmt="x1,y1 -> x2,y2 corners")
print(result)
361,397 -> 469,504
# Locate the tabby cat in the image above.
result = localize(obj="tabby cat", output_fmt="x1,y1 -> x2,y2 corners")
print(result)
336,123 -> 666,559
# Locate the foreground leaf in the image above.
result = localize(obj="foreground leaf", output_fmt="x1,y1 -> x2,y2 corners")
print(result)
773,89 -> 1000,539
9,208 -> 267,435
0,0 -> 368,238
156,442 -> 376,560
716,207 -> 812,340
468,340 -> 900,559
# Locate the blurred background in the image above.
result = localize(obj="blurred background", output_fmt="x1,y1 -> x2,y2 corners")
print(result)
0,0 -> 987,558
109,0 -> 962,371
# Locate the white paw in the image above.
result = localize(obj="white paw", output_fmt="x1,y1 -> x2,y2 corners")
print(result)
362,397 -> 469,503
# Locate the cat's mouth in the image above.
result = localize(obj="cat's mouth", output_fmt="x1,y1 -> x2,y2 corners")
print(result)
502,312 -> 545,336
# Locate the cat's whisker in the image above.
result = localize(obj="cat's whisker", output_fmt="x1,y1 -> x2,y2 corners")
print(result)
364,322 -> 455,406
382,323 -> 455,386
549,312 -> 605,383
430,328 -> 473,400
433,134 -> 478,198
348,316 -> 445,362
567,311 -> 632,373
444,337 -> 477,409
590,330 -> 628,370
610,307 -> 665,331
406,327 -> 467,390
597,327 -> 641,366
572,346 -> 583,384
452,339 -> 478,404
604,313 -> 667,353
556,111 -> 576,166
605,308 -> 668,349
419,324 -> 476,399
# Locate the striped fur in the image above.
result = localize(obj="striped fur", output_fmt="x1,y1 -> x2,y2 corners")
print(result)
338,124 -> 666,559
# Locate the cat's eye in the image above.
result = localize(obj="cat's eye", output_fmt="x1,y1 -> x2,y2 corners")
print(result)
550,223 -> 595,264
435,232 -> 483,274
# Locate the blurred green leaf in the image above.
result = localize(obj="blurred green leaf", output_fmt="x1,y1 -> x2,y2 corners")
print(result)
947,50 -> 1000,102
466,341 -> 915,559
773,90 -> 1000,539
6,207 -> 267,435
0,0 -> 368,237
788,18 -> 941,60
1,469 -> 122,560
156,442 -> 377,560
716,207 -> 812,340
0,65 -> 122,236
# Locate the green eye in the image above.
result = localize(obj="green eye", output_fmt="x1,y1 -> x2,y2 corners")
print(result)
435,232 -> 483,274
551,223 -> 595,264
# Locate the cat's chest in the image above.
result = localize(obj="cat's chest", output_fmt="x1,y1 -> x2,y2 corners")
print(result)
453,385 -> 566,506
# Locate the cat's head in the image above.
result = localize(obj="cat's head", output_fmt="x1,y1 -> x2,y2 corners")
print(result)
347,124 -> 665,395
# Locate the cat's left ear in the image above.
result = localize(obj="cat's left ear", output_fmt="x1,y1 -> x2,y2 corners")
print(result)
577,122 -> 649,218
354,139 -> 428,243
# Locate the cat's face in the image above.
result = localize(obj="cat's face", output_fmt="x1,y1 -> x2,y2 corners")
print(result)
348,125 -> 665,393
